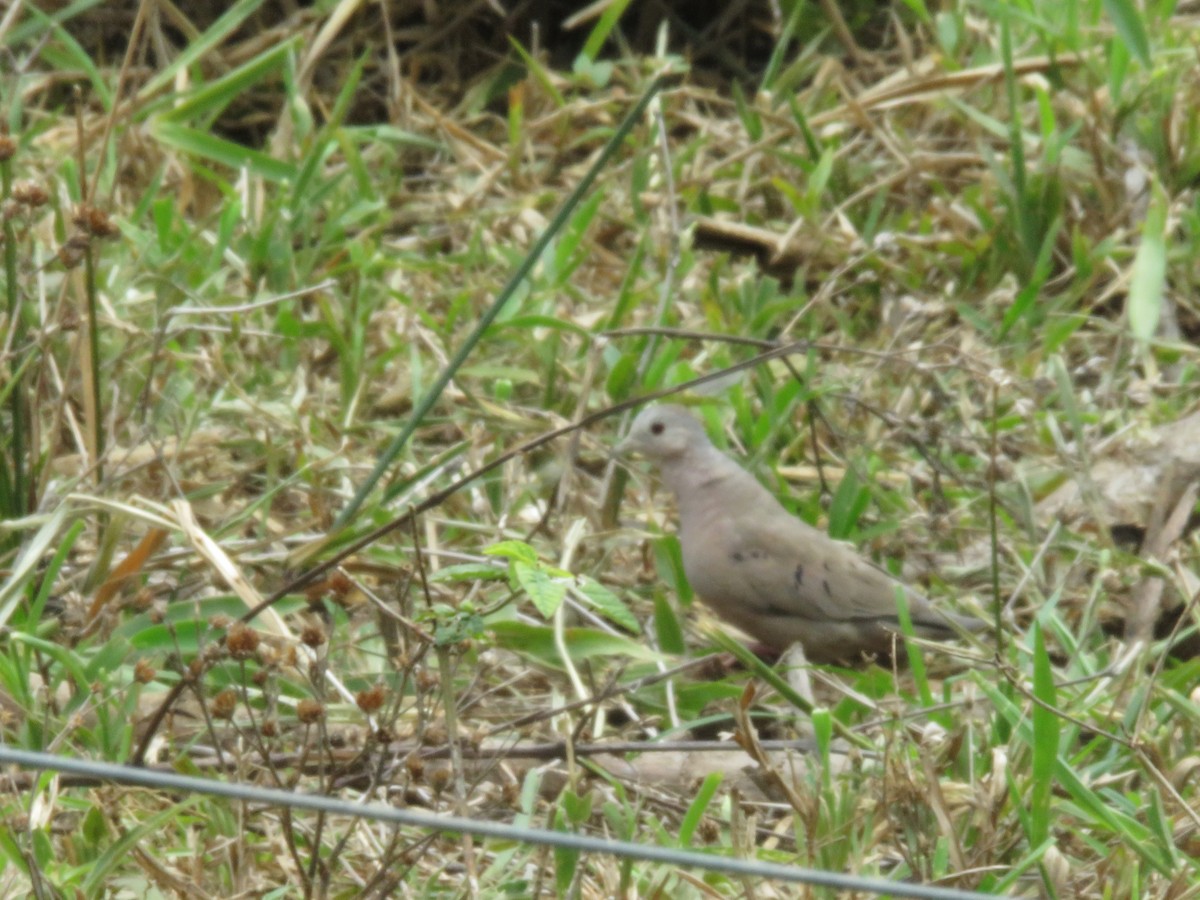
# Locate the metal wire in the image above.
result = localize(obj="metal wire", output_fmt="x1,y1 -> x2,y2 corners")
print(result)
0,745 -> 1000,898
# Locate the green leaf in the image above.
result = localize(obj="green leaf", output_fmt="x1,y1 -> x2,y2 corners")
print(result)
158,40 -> 294,125
488,621 -> 663,665
1128,182 -> 1167,342
82,798 -> 203,894
483,540 -> 539,564
826,467 -> 869,540
560,788 -> 594,826
554,828 -> 579,895
0,504 -> 72,628
812,707 -> 833,789
1102,0 -> 1152,67
653,593 -> 686,655
138,0 -> 268,100
428,562 -> 507,582
433,612 -> 484,646
508,37 -> 565,107
893,585 -> 933,710
579,0 -> 635,60
575,576 -> 640,633
513,560 -> 568,618
1030,624 -> 1059,847
605,352 -> 639,401
678,773 -> 723,847
150,122 -> 297,183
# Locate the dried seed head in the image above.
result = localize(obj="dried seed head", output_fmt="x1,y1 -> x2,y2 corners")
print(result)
211,688 -> 237,720
356,684 -> 387,714
296,698 -> 324,724
73,203 -> 119,239
422,721 -> 447,746
225,623 -> 260,659
415,669 -> 438,692
57,234 -> 90,268
12,180 -> 48,207
428,765 -> 452,794
301,623 -> 326,648
407,755 -> 427,782
201,642 -> 226,664
134,659 -> 156,684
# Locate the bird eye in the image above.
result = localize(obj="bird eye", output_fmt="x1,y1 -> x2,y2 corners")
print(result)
649,421 -> 665,435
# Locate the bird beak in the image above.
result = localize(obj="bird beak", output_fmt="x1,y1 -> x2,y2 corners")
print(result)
612,433 -> 641,459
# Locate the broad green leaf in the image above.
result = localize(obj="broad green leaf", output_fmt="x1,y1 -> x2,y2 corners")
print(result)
514,560 -> 568,618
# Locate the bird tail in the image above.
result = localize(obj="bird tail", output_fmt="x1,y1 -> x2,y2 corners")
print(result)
921,609 -> 988,639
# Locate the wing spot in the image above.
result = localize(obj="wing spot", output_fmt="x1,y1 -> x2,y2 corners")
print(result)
731,551 -> 745,563
823,579 -> 832,597
794,564 -> 805,586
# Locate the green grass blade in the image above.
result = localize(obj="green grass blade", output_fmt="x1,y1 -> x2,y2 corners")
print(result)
137,0 -> 268,101
158,39 -> 296,125
150,122 -> 298,182
1029,624 -> 1058,848
1128,181 -> 1167,342
1102,0 -> 1152,66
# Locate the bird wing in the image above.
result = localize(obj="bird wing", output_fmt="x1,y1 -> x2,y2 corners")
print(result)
687,506 -> 918,625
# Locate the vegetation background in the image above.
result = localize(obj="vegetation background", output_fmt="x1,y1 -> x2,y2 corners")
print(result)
1,0 -> 1199,896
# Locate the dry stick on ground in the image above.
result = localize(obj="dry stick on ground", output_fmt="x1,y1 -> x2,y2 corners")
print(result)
1125,462 -> 1198,644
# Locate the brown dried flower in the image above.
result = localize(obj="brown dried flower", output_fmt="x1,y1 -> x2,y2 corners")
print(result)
133,659 -> 156,684
356,684 -> 387,714
296,698 -> 324,724
225,623 -> 260,659
12,180 -> 48,207
211,688 -> 237,720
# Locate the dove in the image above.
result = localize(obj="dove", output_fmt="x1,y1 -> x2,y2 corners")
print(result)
616,404 -> 985,663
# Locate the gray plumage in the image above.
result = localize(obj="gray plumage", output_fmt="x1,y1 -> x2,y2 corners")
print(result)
617,404 -> 985,663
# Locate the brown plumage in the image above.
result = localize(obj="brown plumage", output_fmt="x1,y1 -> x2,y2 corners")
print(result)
617,404 -> 985,663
